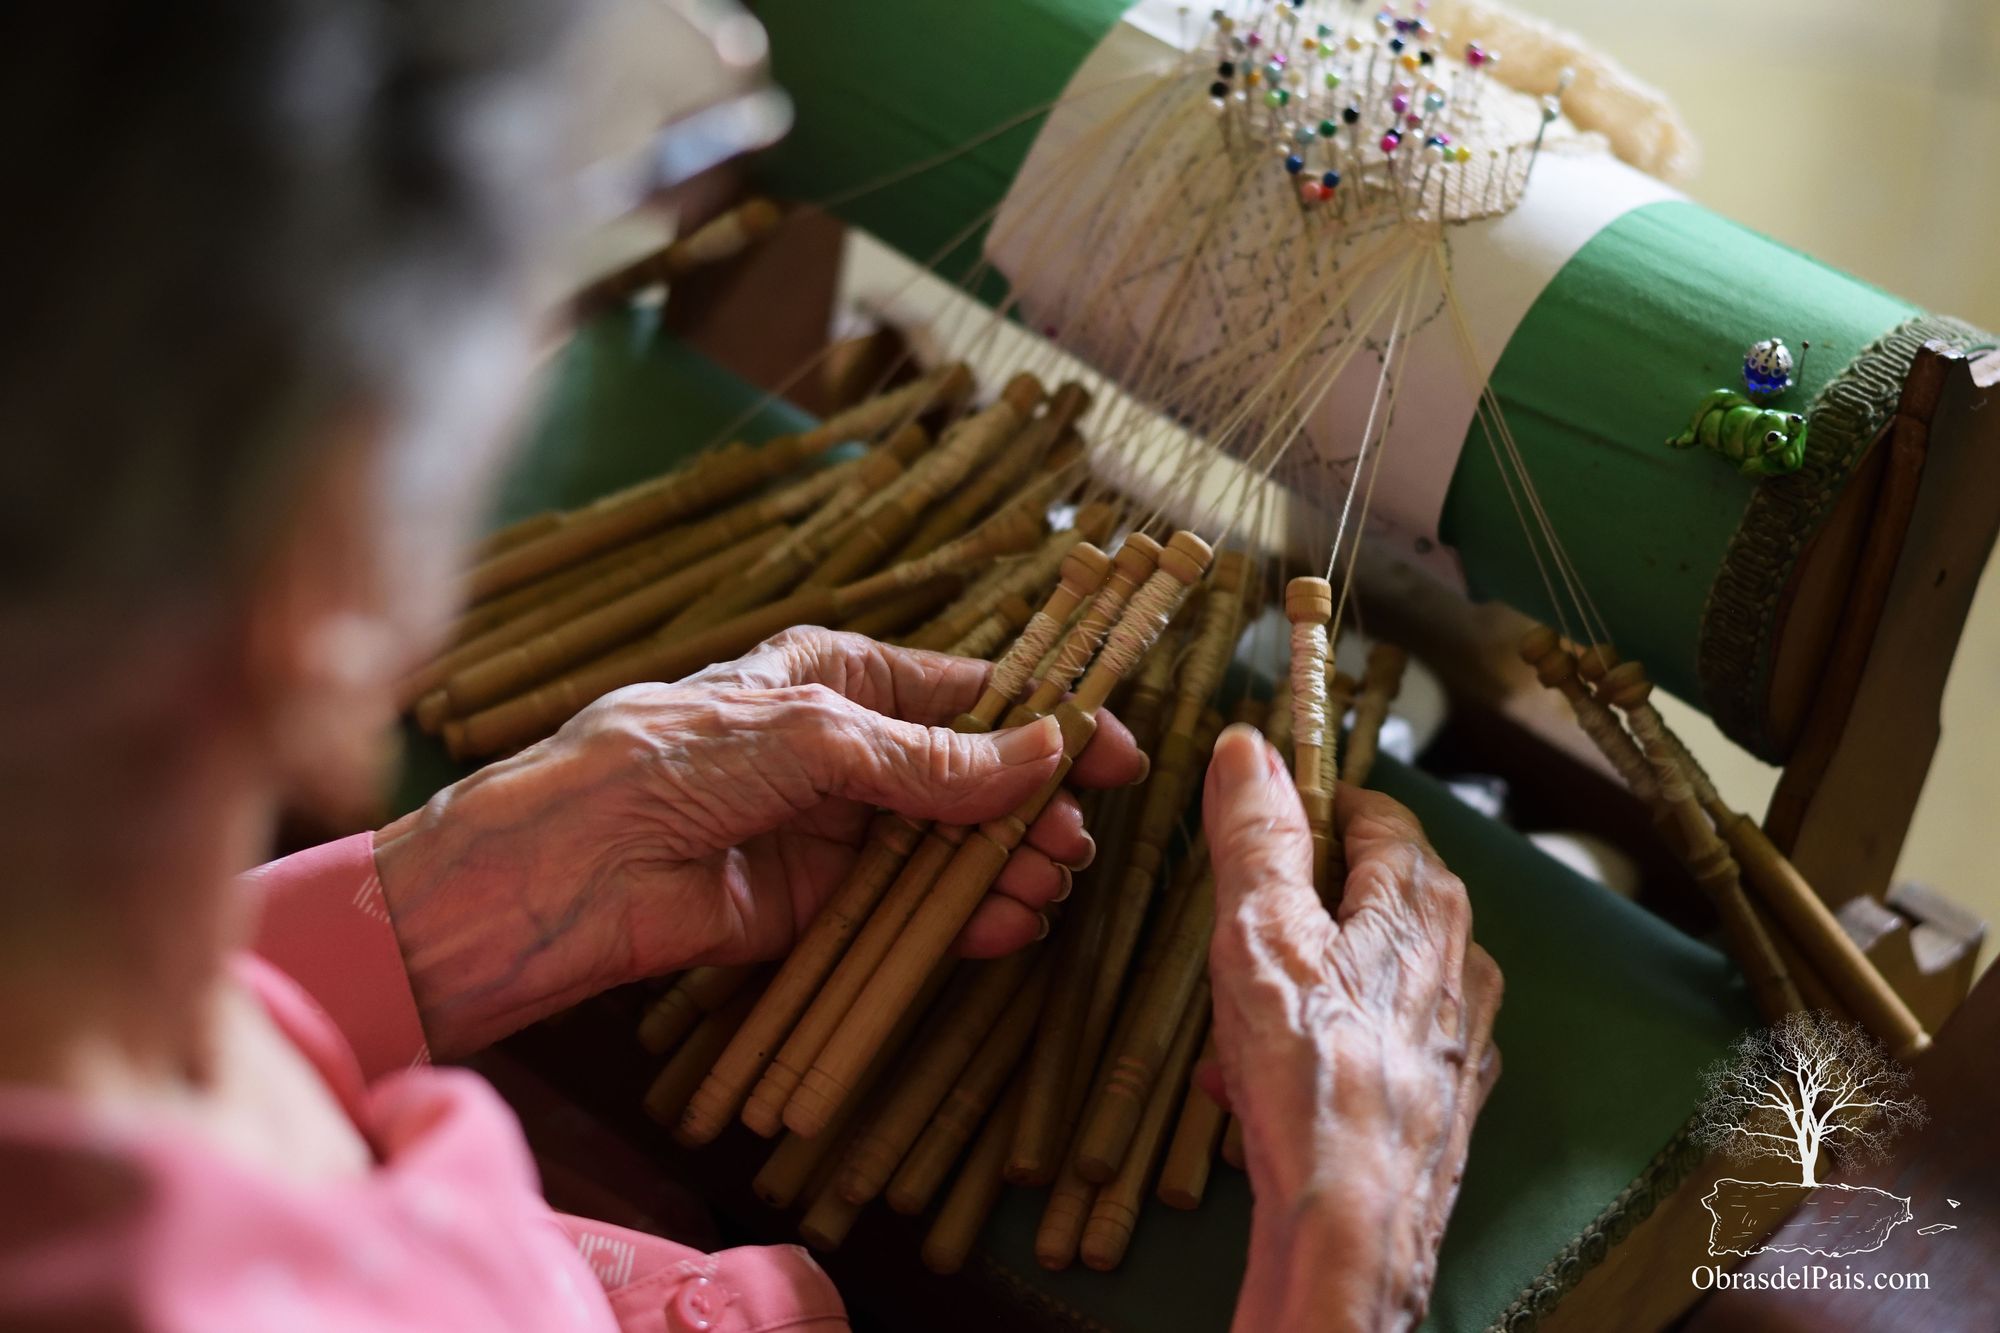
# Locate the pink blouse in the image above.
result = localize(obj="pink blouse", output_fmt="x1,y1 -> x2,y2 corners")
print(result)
0,834 -> 849,1333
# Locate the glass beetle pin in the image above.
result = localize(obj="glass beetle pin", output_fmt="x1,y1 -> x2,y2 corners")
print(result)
1667,338 -> 1812,478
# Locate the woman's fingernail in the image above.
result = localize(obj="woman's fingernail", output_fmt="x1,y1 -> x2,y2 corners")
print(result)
1129,750 -> 1151,785
1211,723 -> 1266,787
1035,911 -> 1053,940
1053,864 -> 1074,901
995,715 -> 1061,767
1071,835 -> 1096,872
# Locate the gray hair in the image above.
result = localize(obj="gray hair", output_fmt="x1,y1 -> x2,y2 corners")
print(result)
0,1 -> 573,632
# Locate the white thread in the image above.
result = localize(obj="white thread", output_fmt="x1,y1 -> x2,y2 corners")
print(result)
1048,587 -> 1129,690
1093,570 -> 1186,683
1290,621 -> 1329,750
990,610 -> 1065,700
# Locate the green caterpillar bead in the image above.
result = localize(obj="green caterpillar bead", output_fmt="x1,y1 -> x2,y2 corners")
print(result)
1666,389 -> 1808,478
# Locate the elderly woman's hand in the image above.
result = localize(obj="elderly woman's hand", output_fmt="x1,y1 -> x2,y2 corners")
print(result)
1200,724 -> 1502,1333
373,627 -> 1144,1057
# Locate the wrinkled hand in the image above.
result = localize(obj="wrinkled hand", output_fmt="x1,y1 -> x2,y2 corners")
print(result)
1200,724 -> 1502,1333
374,627 -> 1144,1057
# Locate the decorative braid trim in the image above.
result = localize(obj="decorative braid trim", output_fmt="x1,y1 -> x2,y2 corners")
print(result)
1696,314 -> 1992,761
1484,1120 -> 1709,1333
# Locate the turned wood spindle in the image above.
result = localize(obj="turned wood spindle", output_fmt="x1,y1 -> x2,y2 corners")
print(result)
449,499 -> 1048,759
1005,629 -> 1184,1187
465,365 -> 969,605
1080,981 -> 1209,1271
664,425 -> 930,636
637,964 -> 758,1056
885,958 -> 1053,1215
920,1081 -> 1027,1274
1285,577 -> 1339,896
785,533 -> 1212,1139
1576,641 -> 1929,1059
1597,659 -> 1805,1023
1156,1032 -> 1227,1210
748,968 -> 945,1209
896,382 -> 1093,565
1340,642 -> 1408,786
804,373 -> 1047,590
642,981 -> 764,1128
835,950 -> 1038,1205
1033,837 -> 1207,1269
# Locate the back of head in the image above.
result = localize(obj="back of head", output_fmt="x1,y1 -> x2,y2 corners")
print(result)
0,0 -> 572,678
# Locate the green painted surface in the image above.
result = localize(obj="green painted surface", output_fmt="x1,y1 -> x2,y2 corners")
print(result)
405,318 -> 1754,1329
749,6 -> 1924,716
752,0 -> 1131,298
1440,201 -> 1916,705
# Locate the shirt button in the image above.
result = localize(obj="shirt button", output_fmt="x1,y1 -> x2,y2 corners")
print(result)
669,1274 -> 730,1331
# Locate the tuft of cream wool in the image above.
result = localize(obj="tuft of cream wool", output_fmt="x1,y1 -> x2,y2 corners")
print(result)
1428,0 -> 1701,185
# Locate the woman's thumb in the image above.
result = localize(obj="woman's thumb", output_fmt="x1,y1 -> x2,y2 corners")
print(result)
1202,724 -> 1320,929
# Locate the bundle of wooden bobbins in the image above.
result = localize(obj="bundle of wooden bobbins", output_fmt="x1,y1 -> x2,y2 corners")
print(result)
1516,626 -> 1931,1060
399,365 -> 1424,1272
622,554 -> 1411,1275
400,366 -> 1112,756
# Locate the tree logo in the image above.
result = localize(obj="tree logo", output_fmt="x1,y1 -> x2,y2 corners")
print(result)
1692,1011 -> 1927,1258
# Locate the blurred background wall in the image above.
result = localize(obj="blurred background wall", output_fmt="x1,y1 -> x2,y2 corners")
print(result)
1528,0 -> 2000,969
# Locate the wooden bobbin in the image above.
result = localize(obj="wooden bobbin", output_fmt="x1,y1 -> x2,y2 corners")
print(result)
659,197 -> 784,279
907,501 -> 1121,655
1597,660 -> 1805,1024
410,459 -> 863,718
434,526 -> 787,722
450,503 -> 1045,759
1220,1114 -> 1246,1170
466,367 -> 969,605
1003,625 -> 1187,1187
921,1081 -> 1027,1274
706,549 -> 1112,1141
835,951 -> 1037,1206
1080,980 -> 1209,1271
1518,627 -> 1662,808
1576,644 -> 1929,1059
1033,835 -> 1208,1270
948,593 -> 1034,661
785,533 -> 1212,1140
897,382 -> 1093,565
937,513 -> 1118,661
1005,534 -> 1165,723
467,510 -> 563,565
1341,642 -> 1408,786
805,373 -> 1047,590
642,981 -> 763,1128
842,576 -> 967,641
664,426 -> 929,636
1156,1032 -> 1227,1210
1285,577 -> 1338,896
1072,865 -> 1217,1184
636,964 -> 758,1057
764,537 -> 1144,1151
797,1176 -> 865,1253
962,543 -> 1115,725
1041,561 -> 1239,1174
884,958 -> 1053,1215
748,967 -> 946,1210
